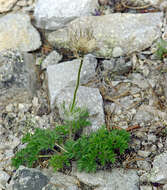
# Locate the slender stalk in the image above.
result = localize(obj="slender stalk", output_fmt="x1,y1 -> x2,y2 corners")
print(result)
38,155 -> 52,158
55,143 -> 68,153
70,57 -> 84,113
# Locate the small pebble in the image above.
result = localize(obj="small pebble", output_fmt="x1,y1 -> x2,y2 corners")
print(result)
138,150 -> 151,158
112,47 -> 123,57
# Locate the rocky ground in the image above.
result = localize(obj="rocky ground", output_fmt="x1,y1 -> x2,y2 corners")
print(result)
1,0 -> 167,190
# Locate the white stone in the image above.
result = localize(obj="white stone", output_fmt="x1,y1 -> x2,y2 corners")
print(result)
138,150 -> 151,158
47,54 -> 97,107
16,0 -> 28,6
34,0 -> 98,30
0,13 -> 41,52
163,184 -> 167,190
48,13 -> 163,58
149,152 -> 167,184
0,170 -> 10,189
42,51 -> 62,69
148,134 -> 157,143
140,186 -> 152,190
0,0 -> 18,13
6,104 -> 13,112
112,46 -> 123,57
75,169 -> 139,190
32,97 -> 39,107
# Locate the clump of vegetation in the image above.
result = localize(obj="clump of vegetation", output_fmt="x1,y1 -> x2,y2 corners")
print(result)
60,126 -> 130,172
12,110 -> 130,172
156,39 -> 167,59
12,25 -> 130,173
12,107 -> 90,169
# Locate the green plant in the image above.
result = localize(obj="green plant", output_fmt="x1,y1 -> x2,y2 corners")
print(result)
11,26 -> 130,173
60,126 -> 130,172
12,120 -> 130,173
12,108 -> 90,169
156,39 -> 167,59
12,127 -> 64,168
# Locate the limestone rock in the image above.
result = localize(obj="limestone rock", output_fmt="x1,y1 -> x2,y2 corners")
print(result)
0,170 -> 10,189
7,166 -> 49,190
0,13 -> 41,52
47,54 -> 97,107
41,50 -> 62,70
48,13 -> 162,58
0,0 -> 18,13
34,0 -> 98,30
0,50 -> 39,107
43,171 -> 79,190
149,152 -> 167,184
75,168 -> 139,190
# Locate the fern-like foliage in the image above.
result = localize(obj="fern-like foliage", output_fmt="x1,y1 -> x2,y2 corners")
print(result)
62,126 -> 130,172
12,110 -> 130,173
12,128 -> 63,168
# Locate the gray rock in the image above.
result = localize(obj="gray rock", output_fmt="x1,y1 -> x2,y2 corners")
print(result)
137,161 -> 151,171
102,59 -> 115,70
0,13 -> 41,52
137,150 -> 151,158
112,46 -> 124,57
140,186 -> 152,190
163,184 -> 167,190
41,51 -> 62,70
0,170 -> 10,189
34,0 -> 98,30
114,58 -> 132,75
133,106 -> 154,123
146,0 -> 167,10
48,13 -> 162,58
149,152 -> 167,183
7,166 -> 49,190
47,172 -> 78,190
56,86 -> 105,133
47,54 -> 97,107
102,57 -> 132,75
119,96 -> 135,109
0,50 -> 39,107
148,134 -> 157,143
75,168 -> 139,190
0,0 -> 18,13
128,73 -> 149,89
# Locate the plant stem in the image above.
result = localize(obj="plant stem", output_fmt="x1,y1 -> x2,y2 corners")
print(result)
55,143 -> 68,153
38,155 -> 52,158
70,57 -> 84,113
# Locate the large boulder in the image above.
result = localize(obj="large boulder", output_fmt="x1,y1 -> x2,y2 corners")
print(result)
7,166 -> 49,190
34,0 -> 98,30
48,13 -> 163,58
0,50 -> 39,108
0,13 -> 41,52
47,54 -> 97,107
